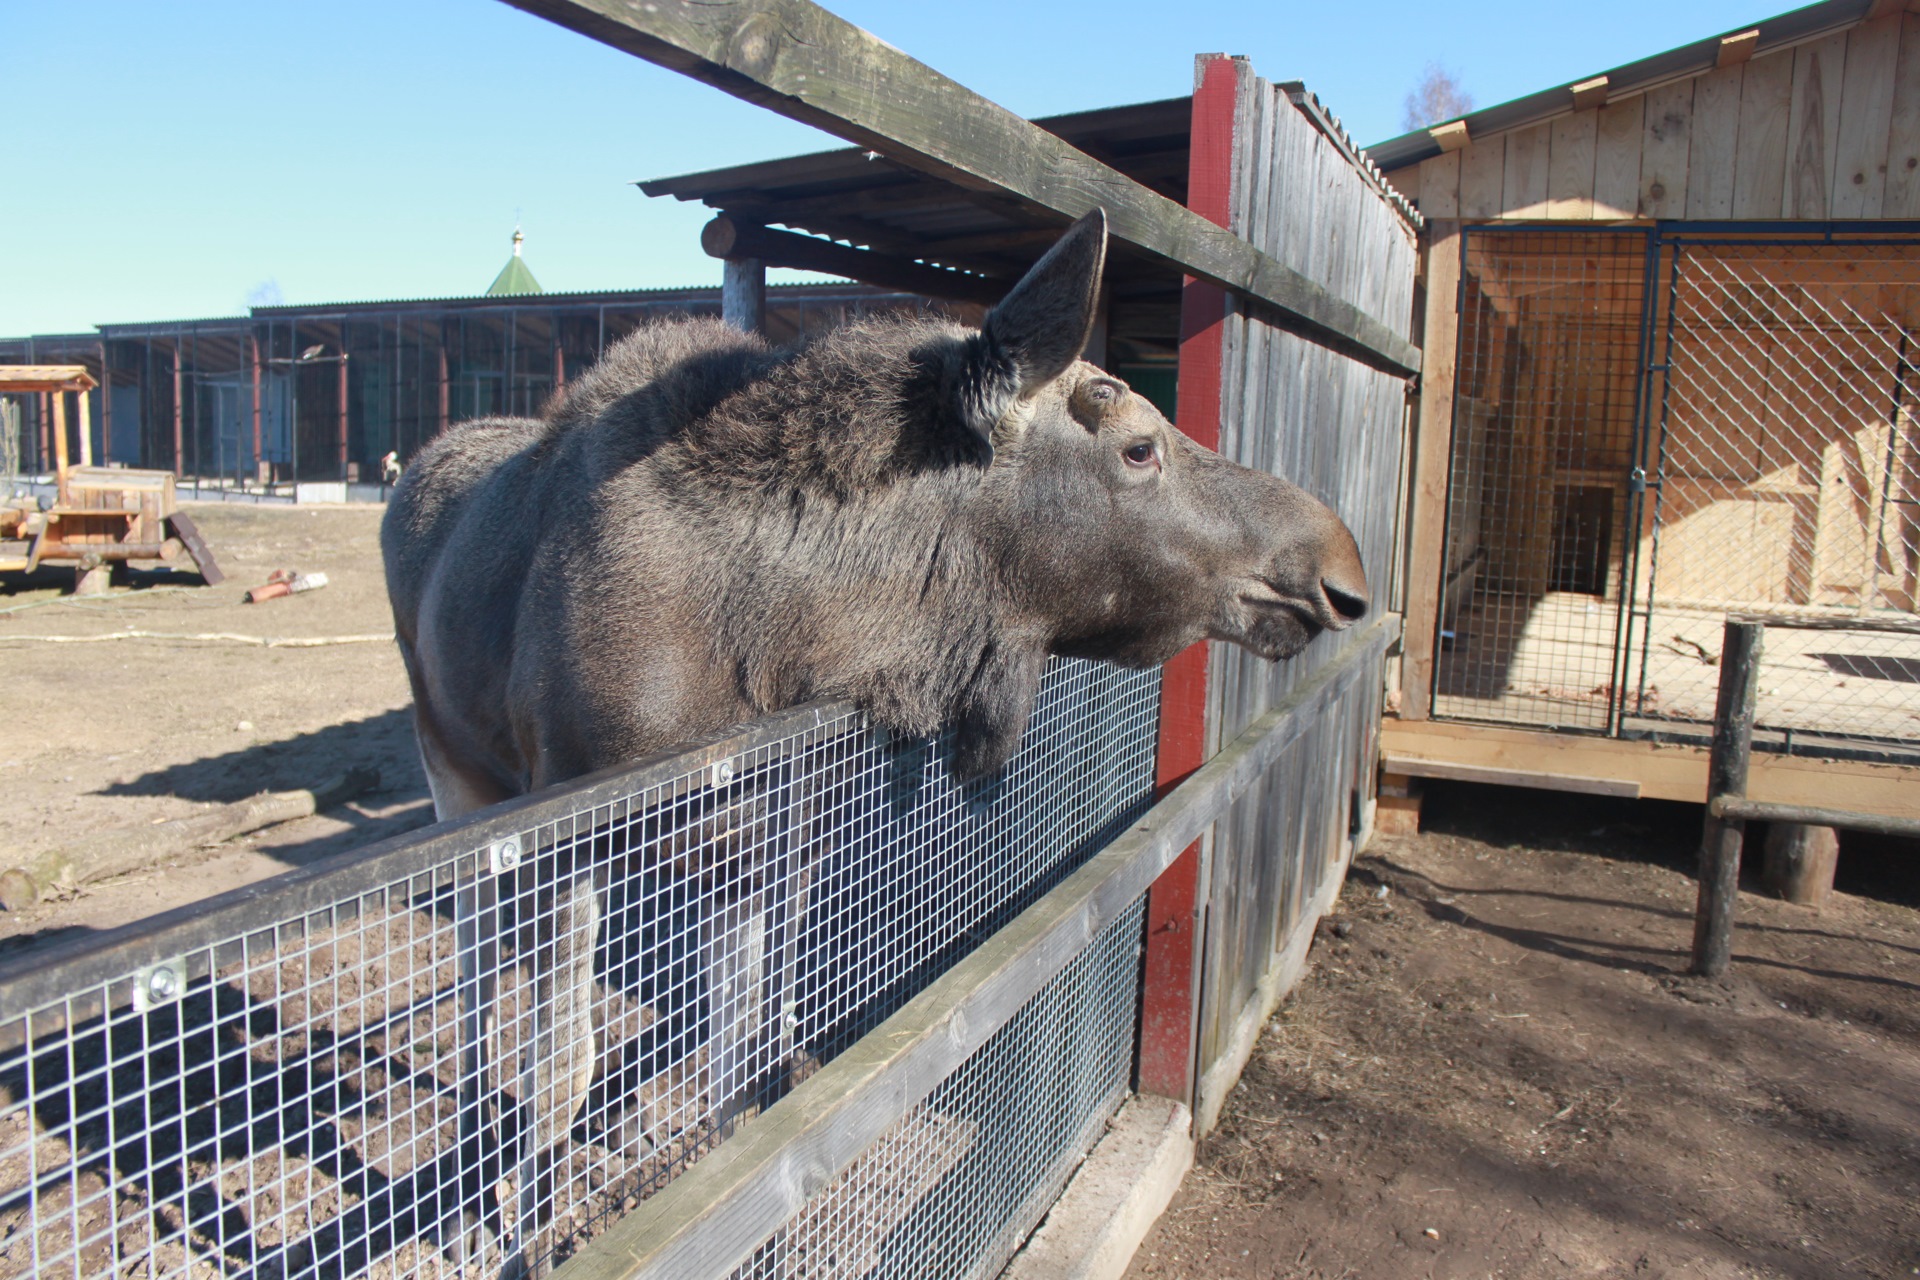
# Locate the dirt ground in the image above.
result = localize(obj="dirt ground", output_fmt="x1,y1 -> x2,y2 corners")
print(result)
1128,783 -> 1920,1280
0,501 -> 429,953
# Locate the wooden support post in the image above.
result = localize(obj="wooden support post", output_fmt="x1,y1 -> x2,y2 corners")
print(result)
1691,619 -> 1761,977
76,383 -> 91,468
1762,823 -> 1840,907
721,257 -> 768,335
1374,770 -> 1423,836
51,389 -> 69,494
1399,221 -> 1462,721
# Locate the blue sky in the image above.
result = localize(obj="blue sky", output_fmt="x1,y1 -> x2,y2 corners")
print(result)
6,0 -> 1769,335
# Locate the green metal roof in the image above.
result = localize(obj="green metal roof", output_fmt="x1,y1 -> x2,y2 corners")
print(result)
485,232 -> 543,296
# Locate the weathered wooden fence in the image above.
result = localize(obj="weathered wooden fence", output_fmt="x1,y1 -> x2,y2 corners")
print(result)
1148,56 -> 1420,1130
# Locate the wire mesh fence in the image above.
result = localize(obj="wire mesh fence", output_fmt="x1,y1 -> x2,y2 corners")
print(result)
0,657 -> 1158,1280
1621,234 -> 1920,760
727,898 -> 1143,1280
1431,226 -> 1920,762
1432,227 -> 1647,731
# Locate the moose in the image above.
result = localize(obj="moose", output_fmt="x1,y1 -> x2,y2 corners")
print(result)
382,208 -> 1366,1267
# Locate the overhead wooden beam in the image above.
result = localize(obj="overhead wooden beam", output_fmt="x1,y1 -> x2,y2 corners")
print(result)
507,0 -> 1420,378
701,215 -> 1008,304
1716,28 -> 1760,67
1570,75 -> 1610,111
1429,120 -> 1470,152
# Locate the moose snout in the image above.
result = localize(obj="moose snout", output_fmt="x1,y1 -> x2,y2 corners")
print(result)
1308,516 -> 1369,631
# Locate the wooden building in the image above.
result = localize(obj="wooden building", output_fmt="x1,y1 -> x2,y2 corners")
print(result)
1371,0 -> 1920,821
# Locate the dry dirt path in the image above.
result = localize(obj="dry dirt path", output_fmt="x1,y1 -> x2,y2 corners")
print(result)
0,502 -> 429,954
1128,785 -> 1920,1280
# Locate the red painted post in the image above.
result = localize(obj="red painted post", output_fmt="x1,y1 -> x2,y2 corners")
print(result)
1138,52 -> 1240,1105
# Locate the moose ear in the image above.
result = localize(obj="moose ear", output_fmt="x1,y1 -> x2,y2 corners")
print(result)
959,208 -> 1107,446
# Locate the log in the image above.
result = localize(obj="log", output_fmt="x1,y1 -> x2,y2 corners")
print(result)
1691,620 -> 1761,977
0,766 -> 379,910
1761,823 -> 1840,906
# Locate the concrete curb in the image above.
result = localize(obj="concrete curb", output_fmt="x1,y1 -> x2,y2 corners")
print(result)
1002,1094 -> 1194,1280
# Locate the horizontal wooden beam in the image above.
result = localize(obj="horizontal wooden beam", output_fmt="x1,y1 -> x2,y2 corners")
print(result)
701,215 -> 1008,304
1382,754 -> 1641,798
1711,796 -> 1920,838
1381,716 -> 1920,816
507,0 -> 1420,378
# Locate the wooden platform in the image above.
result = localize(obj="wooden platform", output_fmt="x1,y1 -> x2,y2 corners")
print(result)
1382,715 -> 1920,818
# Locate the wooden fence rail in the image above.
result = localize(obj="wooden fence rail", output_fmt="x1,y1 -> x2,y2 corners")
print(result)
503,0 -> 1421,377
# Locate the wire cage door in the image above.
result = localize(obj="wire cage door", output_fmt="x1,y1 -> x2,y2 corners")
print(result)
1430,226 -> 1651,732
1619,229 -> 1920,762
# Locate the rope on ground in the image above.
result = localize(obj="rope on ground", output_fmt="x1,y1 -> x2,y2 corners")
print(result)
0,630 -> 394,647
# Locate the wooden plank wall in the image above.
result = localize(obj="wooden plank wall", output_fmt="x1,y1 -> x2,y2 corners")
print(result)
1193,66 -> 1420,1131
1392,14 -> 1920,222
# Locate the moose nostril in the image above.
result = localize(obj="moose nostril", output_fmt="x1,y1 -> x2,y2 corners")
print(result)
1322,577 -> 1368,624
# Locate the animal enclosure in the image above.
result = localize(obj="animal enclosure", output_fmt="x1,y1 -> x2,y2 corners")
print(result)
1430,225 -> 1920,763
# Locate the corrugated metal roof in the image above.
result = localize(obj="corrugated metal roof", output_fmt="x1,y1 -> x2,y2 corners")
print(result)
639,97 -> 1197,295
1364,0 -> 1871,172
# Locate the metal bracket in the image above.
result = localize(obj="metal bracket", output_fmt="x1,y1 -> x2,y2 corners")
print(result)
488,836 -> 523,876
131,959 -> 186,1013
710,758 -> 737,788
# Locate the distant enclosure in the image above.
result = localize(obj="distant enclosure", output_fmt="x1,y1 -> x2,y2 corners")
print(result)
0,284 -> 947,490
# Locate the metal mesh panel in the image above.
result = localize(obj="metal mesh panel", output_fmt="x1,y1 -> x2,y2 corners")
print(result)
728,898 -> 1144,1280
0,657 -> 1157,1280
1433,228 -> 1647,730
1621,235 -> 1920,761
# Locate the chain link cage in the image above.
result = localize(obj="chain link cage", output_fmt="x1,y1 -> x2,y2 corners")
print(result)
1433,226 -> 1920,762
1623,232 -> 1920,761
0,657 -> 1159,1280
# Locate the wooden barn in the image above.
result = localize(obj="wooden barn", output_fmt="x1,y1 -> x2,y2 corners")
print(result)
1370,0 -> 1920,825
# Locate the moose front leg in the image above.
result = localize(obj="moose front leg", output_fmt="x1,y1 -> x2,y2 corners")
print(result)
507,870 -> 601,1280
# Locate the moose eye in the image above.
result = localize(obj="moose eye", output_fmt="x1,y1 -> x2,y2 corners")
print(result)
1123,441 -> 1157,468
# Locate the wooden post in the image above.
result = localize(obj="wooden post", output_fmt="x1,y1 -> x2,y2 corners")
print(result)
51,388 -> 69,494
722,257 -> 767,335
1762,823 -> 1840,906
1398,221 -> 1463,721
1691,619 -> 1762,977
77,378 -> 92,468
1139,52 -> 1239,1107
